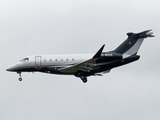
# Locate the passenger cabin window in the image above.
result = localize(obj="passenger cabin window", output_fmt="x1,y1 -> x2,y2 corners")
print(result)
20,58 -> 29,62
66,58 -> 69,61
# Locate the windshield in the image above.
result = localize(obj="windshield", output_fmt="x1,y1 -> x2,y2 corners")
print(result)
20,58 -> 29,62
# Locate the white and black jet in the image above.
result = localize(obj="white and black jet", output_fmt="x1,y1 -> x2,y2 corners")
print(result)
6,30 -> 154,83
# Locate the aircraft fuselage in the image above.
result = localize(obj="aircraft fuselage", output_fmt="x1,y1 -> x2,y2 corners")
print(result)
6,30 -> 154,83
6,52 -> 139,76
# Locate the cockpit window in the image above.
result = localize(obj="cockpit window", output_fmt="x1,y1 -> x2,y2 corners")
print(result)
20,58 -> 29,62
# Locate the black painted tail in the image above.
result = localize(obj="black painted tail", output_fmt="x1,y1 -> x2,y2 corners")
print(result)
114,30 -> 154,57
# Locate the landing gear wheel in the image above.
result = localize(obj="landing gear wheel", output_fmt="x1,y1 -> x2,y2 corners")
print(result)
82,78 -> 87,83
19,78 -> 22,81
18,72 -> 22,81
80,76 -> 88,83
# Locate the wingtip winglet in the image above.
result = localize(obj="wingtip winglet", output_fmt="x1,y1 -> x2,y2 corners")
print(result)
93,44 -> 105,58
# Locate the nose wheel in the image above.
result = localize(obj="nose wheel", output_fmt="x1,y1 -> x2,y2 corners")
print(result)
18,72 -> 22,81
19,78 -> 22,81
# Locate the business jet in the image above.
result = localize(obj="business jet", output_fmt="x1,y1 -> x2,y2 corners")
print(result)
6,30 -> 154,83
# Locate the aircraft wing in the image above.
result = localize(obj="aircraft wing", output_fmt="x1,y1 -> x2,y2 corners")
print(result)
59,59 -> 118,73
59,58 -> 96,73
59,45 -> 105,73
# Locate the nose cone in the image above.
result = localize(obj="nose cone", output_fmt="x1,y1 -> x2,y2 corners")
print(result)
6,64 -> 18,72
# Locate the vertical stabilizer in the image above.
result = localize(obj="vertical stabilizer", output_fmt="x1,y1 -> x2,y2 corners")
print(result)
114,30 -> 154,59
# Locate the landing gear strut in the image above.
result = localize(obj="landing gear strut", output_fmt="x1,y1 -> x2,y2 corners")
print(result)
18,72 -> 22,81
80,76 -> 87,83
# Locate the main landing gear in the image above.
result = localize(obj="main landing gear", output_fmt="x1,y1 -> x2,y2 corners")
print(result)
80,76 -> 87,83
75,73 -> 88,83
18,72 -> 22,81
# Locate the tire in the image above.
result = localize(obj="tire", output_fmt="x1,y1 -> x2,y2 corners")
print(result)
19,78 -> 22,81
80,76 -> 87,83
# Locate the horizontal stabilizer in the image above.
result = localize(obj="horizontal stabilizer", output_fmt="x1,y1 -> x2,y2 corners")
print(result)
148,34 -> 155,37
135,30 -> 155,38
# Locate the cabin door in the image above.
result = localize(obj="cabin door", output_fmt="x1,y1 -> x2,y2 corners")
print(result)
35,56 -> 41,69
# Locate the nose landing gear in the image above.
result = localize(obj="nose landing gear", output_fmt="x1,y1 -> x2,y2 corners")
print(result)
18,72 -> 22,81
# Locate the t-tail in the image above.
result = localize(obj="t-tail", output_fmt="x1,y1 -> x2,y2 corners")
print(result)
114,30 -> 154,59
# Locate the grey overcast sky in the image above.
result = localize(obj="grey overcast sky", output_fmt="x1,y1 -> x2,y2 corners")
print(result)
1,0 -> 160,120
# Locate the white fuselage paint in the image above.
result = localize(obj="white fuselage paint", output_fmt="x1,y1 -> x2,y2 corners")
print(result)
7,54 -> 94,72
